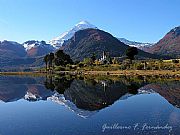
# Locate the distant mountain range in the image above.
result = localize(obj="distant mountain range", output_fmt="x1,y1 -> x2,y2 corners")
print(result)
0,40 -> 52,68
0,40 -> 36,68
0,21 -> 179,68
118,38 -> 154,50
0,40 -> 26,58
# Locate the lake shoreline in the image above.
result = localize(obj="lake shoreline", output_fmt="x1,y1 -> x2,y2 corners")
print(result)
1,70 -> 180,77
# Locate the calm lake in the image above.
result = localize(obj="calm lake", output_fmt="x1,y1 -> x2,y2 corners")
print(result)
0,75 -> 179,135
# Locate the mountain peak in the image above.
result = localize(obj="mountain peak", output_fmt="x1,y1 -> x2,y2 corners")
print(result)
170,26 -> 180,37
76,20 -> 91,25
49,21 -> 97,49
75,21 -> 96,28
74,20 -> 97,30
172,26 -> 180,32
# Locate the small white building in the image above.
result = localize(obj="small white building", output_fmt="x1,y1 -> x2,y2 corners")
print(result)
99,51 -> 111,64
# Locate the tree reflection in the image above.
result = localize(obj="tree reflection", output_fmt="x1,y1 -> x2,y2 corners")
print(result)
44,76 -> 55,90
127,83 -> 139,94
43,75 -> 180,111
44,75 -> 74,94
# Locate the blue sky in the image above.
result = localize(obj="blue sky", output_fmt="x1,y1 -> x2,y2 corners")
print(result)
0,0 -> 179,43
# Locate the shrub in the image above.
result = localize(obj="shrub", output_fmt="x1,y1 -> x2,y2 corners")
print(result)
172,59 -> 179,63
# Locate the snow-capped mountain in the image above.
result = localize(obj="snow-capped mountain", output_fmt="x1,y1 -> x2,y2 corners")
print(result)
23,40 -> 55,57
119,38 -> 154,50
48,93 -> 97,119
49,21 -> 154,51
23,40 -> 54,51
49,21 -> 97,49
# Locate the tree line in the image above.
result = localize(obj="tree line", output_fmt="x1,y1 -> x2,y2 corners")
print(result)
43,47 -> 138,71
44,50 -> 73,72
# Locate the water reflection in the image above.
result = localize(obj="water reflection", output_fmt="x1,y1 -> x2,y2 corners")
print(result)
140,81 -> 180,108
43,76 -> 143,112
0,75 -> 179,116
0,75 -> 180,135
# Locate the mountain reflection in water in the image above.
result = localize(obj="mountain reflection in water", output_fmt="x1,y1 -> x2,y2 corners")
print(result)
0,75 -> 179,118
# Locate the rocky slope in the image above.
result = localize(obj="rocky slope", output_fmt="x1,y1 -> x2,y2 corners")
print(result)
145,26 -> 180,58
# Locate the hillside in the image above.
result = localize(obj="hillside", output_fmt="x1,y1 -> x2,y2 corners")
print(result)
146,26 -> 180,58
0,40 -> 26,58
62,28 -> 161,61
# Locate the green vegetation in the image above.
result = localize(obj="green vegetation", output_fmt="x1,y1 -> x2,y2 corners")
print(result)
42,47 -> 180,77
43,50 -> 73,72
54,50 -> 73,66
126,47 -> 138,60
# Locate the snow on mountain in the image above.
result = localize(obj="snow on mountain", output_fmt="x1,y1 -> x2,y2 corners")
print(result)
49,21 -> 153,51
23,40 -> 55,51
49,21 -> 97,49
119,38 -> 154,50
48,92 -> 97,119
24,91 -> 42,101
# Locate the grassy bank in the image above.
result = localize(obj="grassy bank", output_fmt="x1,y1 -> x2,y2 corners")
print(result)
83,70 -> 180,76
1,70 -> 180,78
0,72 -> 46,77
